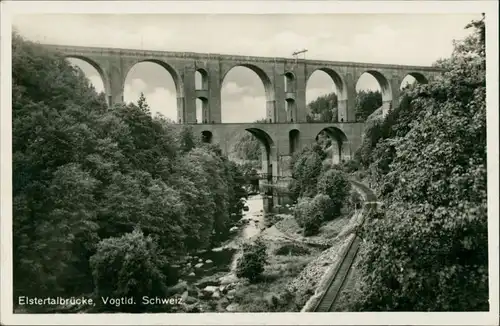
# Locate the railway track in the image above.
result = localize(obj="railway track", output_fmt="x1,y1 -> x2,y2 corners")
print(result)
312,179 -> 378,312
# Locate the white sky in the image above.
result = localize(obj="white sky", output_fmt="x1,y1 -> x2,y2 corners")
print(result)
13,13 -> 477,122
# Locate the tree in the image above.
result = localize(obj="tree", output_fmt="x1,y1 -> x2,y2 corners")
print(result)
236,239 -> 268,283
12,32 -> 249,311
353,16 -> 487,311
306,93 -> 338,122
89,229 -> 170,312
317,169 -> 351,219
355,90 -> 382,121
137,92 -> 151,115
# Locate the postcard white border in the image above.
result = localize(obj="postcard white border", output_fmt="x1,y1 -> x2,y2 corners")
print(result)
1,1 -> 498,325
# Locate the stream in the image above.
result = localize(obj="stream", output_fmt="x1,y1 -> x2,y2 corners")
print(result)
173,195 -> 269,286
166,193 -> 295,312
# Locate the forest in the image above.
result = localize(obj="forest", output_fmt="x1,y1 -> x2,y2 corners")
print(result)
12,32 -> 247,312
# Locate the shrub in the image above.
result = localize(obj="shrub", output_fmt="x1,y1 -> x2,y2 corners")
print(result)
236,239 -> 268,283
317,169 -> 351,219
349,189 -> 363,210
89,229 -> 170,312
294,194 -> 333,236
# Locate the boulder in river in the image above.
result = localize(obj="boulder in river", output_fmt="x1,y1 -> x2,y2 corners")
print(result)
205,259 -> 213,264
194,263 -> 204,269
188,272 -> 196,276
198,258 -> 203,262
203,285 -> 218,293
212,291 -> 221,299
229,226 -> 239,233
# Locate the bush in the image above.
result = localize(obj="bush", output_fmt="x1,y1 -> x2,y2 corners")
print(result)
343,159 -> 361,173
349,189 -> 363,210
317,169 -> 351,218
89,229 -> 170,312
236,239 -> 268,283
294,194 -> 333,236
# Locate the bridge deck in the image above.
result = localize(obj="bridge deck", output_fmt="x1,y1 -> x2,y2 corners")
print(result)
41,43 -> 442,72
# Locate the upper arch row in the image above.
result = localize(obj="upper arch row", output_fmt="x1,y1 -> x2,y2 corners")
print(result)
65,53 -> 437,103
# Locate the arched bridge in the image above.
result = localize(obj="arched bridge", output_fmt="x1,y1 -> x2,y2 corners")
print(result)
41,43 -> 442,124
42,43 -> 443,191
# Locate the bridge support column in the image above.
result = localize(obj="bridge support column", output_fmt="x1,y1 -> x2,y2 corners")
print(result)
340,141 -> 352,162
107,66 -> 125,108
183,67 -> 197,123
177,97 -> 186,123
266,100 -> 277,123
389,75 -> 402,116
295,61 -> 307,122
208,62 -> 222,123
338,73 -> 357,122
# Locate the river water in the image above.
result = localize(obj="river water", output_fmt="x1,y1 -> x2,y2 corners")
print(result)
175,195 -> 268,285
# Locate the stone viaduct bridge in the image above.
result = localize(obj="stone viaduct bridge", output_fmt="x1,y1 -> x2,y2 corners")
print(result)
42,43 -> 442,191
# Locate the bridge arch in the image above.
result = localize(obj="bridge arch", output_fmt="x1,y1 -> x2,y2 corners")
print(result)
124,59 -> 184,96
195,68 -> 209,90
306,68 -> 347,122
196,96 -> 209,124
244,128 -> 276,188
316,127 -> 349,164
289,129 -> 300,155
284,71 -> 296,93
222,64 -> 274,100
358,70 -> 392,103
221,64 -> 274,123
65,56 -> 111,104
400,72 -> 428,90
123,59 -> 184,122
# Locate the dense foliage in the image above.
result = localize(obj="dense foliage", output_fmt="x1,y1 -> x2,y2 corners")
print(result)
12,33 -> 247,308
288,141 -> 352,236
351,16 -> 488,311
294,194 -> 334,236
355,90 -> 382,121
306,92 -> 338,122
236,239 -> 268,283
305,90 -> 381,123
89,229 -> 170,312
317,169 -> 351,218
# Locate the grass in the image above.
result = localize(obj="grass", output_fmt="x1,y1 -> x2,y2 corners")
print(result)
274,243 -> 311,256
232,243 -> 319,312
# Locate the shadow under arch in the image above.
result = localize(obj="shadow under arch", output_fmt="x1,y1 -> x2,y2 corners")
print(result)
289,129 -> 300,155
307,67 -> 347,101
359,70 -> 392,103
65,55 -> 111,103
196,68 -> 209,90
284,71 -> 296,93
405,72 -> 429,85
222,64 -> 275,101
201,130 -> 213,143
316,126 -> 349,164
